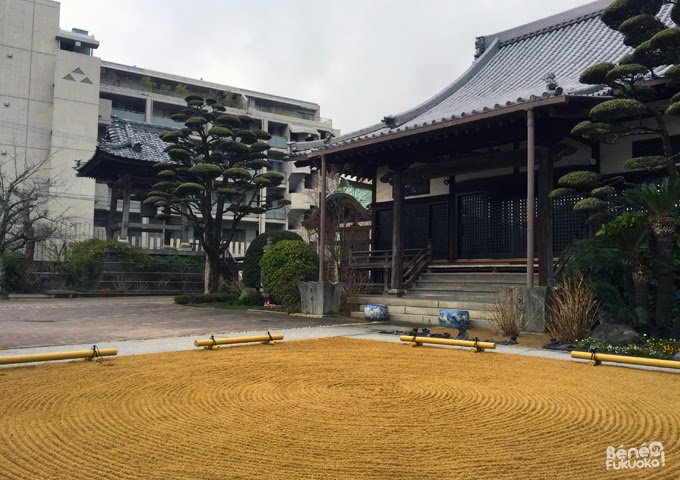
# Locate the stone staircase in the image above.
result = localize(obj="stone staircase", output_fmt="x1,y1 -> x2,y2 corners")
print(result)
351,266 -> 535,328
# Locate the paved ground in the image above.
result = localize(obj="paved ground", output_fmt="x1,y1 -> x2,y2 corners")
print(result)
0,296 -> 356,349
1,296 -> 678,375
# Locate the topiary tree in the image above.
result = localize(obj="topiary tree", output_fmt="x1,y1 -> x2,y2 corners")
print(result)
147,94 -> 290,293
553,0 -> 680,212
553,0 -> 680,332
242,230 -> 303,288
260,240 -> 318,310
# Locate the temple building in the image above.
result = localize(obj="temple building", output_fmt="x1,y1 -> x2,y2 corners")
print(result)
290,0 -> 680,324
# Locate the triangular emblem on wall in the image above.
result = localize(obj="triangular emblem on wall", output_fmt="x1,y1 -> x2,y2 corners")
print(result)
72,67 -> 85,75
63,74 -> 76,81
81,77 -> 93,84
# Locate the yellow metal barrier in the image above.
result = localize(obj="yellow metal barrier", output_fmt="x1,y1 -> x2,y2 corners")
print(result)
571,351 -> 680,370
194,333 -> 284,350
400,336 -> 496,352
0,347 -> 118,365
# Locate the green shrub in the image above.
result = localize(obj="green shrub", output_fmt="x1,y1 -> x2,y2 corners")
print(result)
260,240 -> 318,308
242,231 -> 303,288
239,287 -> 263,306
2,251 -> 28,293
60,239 -> 204,289
59,239 -> 110,288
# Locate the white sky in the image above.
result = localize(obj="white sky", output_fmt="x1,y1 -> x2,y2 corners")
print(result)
58,0 -> 596,134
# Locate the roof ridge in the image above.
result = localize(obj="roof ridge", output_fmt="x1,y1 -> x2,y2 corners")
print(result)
480,0 -> 611,47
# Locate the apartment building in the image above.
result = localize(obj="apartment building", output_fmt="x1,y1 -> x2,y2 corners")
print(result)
1,0 -> 336,250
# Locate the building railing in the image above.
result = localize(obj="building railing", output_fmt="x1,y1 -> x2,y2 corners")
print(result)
111,108 -> 145,123
151,115 -> 180,128
348,245 -> 431,293
265,209 -> 286,220
31,224 -> 251,261
268,135 -> 288,149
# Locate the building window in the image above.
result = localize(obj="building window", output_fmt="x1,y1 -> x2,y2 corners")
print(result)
632,135 -> 680,157
304,174 -> 314,189
403,178 -> 430,197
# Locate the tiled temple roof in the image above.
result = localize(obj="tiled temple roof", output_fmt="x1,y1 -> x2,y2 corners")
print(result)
291,0 -> 670,157
76,119 -> 171,179
98,119 -> 170,163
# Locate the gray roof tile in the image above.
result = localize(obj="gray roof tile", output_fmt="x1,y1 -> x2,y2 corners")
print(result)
291,1 -> 671,157
99,118 -> 171,164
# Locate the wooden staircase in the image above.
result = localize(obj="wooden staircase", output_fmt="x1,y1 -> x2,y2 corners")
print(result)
351,264 -> 536,328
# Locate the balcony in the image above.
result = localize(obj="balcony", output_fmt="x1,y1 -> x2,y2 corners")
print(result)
111,108 -> 145,123
265,208 -> 286,220
268,135 -> 288,149
152,115 -> 181,128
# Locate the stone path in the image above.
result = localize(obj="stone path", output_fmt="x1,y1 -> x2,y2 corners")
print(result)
0,296 -> 354,349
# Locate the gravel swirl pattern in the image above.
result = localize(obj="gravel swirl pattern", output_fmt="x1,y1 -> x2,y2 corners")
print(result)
1,337 -> 678,479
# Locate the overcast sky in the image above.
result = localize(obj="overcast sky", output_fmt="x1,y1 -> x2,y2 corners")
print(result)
58,0 -> 595,134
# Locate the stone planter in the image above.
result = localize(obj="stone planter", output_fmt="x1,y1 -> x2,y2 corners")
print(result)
364,304 -> 388,321
298,281 -> 344,316
438,309 -> 469,328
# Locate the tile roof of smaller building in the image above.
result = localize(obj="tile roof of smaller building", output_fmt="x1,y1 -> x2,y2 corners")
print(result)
98,118 -> 171,164
291,0 -> 670,158
76,118 -> 172,179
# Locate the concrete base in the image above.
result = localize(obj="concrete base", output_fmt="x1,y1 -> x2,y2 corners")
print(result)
177,243 -> 193,252
298,281 -> 344,316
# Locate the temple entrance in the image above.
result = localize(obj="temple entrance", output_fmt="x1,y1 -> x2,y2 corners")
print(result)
374,201 -> 449,260
457,192 -> 586,260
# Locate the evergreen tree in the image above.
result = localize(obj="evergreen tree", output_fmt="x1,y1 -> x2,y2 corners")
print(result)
147,94 -> 288,293
553,0 -> 680,331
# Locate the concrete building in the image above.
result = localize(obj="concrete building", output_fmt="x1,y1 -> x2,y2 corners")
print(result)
1,0 -> 336,253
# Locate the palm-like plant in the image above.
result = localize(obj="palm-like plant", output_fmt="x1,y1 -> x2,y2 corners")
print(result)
618,177 -> 680,330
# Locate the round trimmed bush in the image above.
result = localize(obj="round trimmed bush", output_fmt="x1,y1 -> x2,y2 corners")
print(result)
260,240 -> 318,309
242,231 -> 304,288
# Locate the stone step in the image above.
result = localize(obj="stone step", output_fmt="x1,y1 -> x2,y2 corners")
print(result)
360,304 -> 490,318
357,295 -> 494,308
350,311 -> 493,329
419,273 -> 529,283
427,264 -> 536,273
408,280 -> 507,296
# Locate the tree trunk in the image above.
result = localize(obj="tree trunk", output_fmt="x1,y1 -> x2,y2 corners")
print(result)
203,244 -> 222,294
0,253 -> 7,299
623,264 -> 636,310
653,232 -> 675,332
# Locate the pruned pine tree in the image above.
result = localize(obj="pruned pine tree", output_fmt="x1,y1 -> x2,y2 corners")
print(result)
552,0 -> 680,210
552,0 -> 680,330
146,94 -> 289,293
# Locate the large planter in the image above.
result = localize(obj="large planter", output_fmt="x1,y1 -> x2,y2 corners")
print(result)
364,304 -> 388,321
298,281 -> 344,316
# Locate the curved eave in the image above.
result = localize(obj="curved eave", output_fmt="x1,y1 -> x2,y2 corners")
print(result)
297,94 -> 580,163
76,151 -> 161,180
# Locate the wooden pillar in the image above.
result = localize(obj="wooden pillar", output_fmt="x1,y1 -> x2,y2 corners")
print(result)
119,176 -> 131,241
526,109 -> 535,289
447,175 -> 456,263
107,185 -> 118,240
537,147 -> 554,286
318,155 -> 327,282
390,168 -> 404,292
